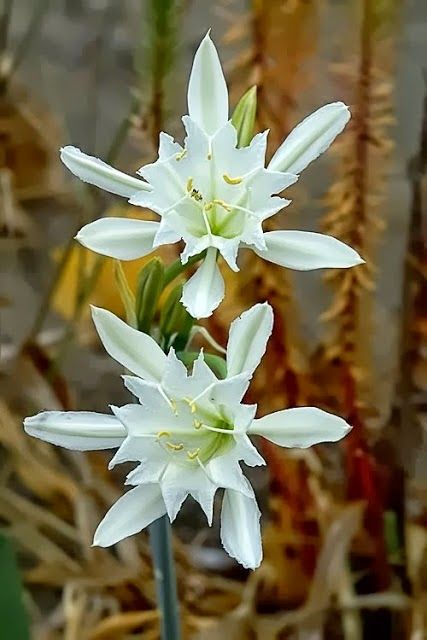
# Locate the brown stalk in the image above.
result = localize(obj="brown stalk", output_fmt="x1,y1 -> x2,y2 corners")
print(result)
318,0 -> 400,594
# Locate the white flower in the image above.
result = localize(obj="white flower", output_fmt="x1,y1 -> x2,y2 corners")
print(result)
24,302 -> 351,569
60,32 -> 363,319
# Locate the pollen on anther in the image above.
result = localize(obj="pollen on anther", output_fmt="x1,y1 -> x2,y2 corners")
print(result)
176,149 -> 187,161
157,431 -> 171,439
166,442 -> 184,452
223,174 -> 242,185
186,177 -> 193,192
187,448 -> 200,460
193,419 -> 202,430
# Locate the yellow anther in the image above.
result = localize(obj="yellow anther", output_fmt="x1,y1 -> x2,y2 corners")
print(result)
223,173 -> 242,185
175,149 -> 187,161
166,442 -> 184,452
186,177 -> 193,192
207,152 -> 212,160
157,431 -> 171,439
204,202 -> 213,212
184,397 -> 196,413
193,419 -> 202,430
187,448 -> 200,460
213,199 -> 232,212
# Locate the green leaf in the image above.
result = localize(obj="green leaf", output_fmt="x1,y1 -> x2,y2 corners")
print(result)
0,532 -> 30,640
231,86 -> 257,148
135,257 -> 165,333
160,284 -> 194,351
177,351 -> 227,379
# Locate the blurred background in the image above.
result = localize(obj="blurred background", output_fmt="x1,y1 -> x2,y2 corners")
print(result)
1,0 -> 427,638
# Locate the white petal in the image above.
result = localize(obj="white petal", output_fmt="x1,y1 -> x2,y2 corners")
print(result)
153,217 -> 182,247
207,452 -> 255,495
208,373 -> 251,406
187,32 -> 228,135
91,306 -> 167,381
249,407 -> 352,448
110,403 -> 169,437
220,488 -> 262,570
161,349 -> 190,397
76,218 -> 159,260
60,146 -> 150,197
268,102 -> 350,174
233,433 -> 265,467
180,234 -> 210,264
211,236 -> 240,272
227,303 -> 273,377
254,230 -> 364,270
93,484 -> 166,547
126,459 -> 168,486
121,376 -> 161,406
24,411 -> 125,450
160,464 -> 217,524
181,248 -> 225,319
158,132 -> 183,160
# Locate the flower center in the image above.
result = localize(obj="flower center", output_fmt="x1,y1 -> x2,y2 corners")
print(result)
182,165 -> 251,238
155,397 -> 235,467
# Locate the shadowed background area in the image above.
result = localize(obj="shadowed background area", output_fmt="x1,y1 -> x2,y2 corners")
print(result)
0,0 -> 426,638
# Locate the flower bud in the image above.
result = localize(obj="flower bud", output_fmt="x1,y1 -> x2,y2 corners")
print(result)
160,284 -> 194,351
231,86 -> 257,148
135,257 -> 165,333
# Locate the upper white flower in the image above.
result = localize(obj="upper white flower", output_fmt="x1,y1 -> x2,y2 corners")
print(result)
60,32 -> 363,319
25,302 -> 351,569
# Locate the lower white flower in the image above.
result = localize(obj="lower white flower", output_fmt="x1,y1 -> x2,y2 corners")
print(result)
24,303 -> 351,569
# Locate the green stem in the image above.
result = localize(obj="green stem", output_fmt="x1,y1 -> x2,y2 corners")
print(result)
163,250 -> 206,286
148,515 -> 180,640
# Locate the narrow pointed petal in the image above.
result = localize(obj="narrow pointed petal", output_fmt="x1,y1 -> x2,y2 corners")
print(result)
60,146 -> 151,197
254,230 -> 363,271
24,411 -> 125,450
158,132 -> 182,160
208,373 -> 251,406
207,453 -> 255,496
227,303 -> 273,377
91,306 -> 167,381
181,248 -> 225,319
268,102 -> 350,174
187,32 -> 228,135
249,407 -> 351,448
161,465 -> 217,524
93,484 -> 166,547
220,488 -> 262,570
76,218 -> 159,260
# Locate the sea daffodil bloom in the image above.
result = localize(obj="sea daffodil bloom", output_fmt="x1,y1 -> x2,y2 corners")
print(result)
60,33 -> 363,319
24,303 -> 351,569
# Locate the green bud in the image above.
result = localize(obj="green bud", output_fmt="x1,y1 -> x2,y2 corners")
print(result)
135,257 -> 165,333
231,86 -> 257,148
113,261 -> 137,328
160,284 -> 194,351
